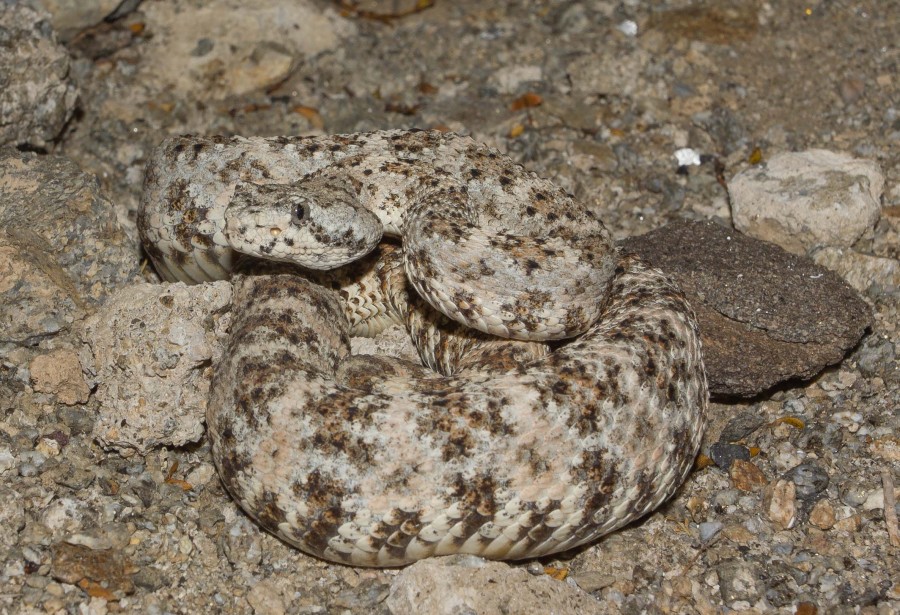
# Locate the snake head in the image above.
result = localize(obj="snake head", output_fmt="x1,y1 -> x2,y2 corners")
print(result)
224,180 -> 383,270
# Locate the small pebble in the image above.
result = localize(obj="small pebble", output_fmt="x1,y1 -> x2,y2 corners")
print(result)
19,463 -> 42,477
722,524 -> 753,545
832,514 -> 861,532
730,459 -> 768,492
782,462 -> 830,502
718,410 -> 767,442
764,479 -> 797,530
712,488 -> 741,508
572,571 -> 617,593
809,499 -> 836,530
862,488 -> 885,511
698,521 -> 723,542
247,580 -> 286,615
840,482 -> 874,507
709,442 -> 751,470
772,542 -> 794,556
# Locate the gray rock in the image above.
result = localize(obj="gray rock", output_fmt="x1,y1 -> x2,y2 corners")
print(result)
621,220 -> 873,396
0,150 -> 139,348
856,336 -> 896,378
33,0 -> 126,41
332,579 -> 391,612
698,521 -> 723,542
221,517 -> 263,568
718,410 -> 768,442
0,488 -> 26,552
762,562 -> 805,608
717,559 -> 762,606
782,463 -> 830,502
387,555 -> 603,615
729,150 -> 883,254
708,442 -> 751,470
570,570 -> 617,593
810,246 -> 899,298
0,3 -> 78,148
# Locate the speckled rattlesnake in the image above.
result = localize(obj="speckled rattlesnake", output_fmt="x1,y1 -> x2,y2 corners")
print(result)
138,129 -> 708,566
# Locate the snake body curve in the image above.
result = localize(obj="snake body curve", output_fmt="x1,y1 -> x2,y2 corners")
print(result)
138,129 -> 615,341
138,130 -> 708,566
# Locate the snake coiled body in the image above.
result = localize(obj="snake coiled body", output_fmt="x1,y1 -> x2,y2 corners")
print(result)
138,130 -> 708,566
138,130 -> 615,341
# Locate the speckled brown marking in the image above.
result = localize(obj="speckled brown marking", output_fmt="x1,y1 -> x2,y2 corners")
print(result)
140,129 -> 617,341
143,133 -> 708,567
202,256 -> 707,566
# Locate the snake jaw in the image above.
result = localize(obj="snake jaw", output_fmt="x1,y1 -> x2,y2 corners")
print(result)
224,181 -> 384,270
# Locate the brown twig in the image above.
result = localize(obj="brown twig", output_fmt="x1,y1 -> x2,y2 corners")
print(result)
336,0 -> 434,23
882,469 -> 899,547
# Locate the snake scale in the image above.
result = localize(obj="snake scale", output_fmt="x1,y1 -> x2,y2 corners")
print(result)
138,130 -> 708,566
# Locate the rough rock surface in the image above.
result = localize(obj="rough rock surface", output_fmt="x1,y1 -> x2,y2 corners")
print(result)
29,348 -> 91,405
78,281 -> 232,453
622,220 -> 873,397
134,0 -> 356,100
387,555 -> 604,615
0,3 -> 79,148
32,0 -> 126,42
811,246 -> 900,299
729,149 -> 884,254
0,150 -> 139,347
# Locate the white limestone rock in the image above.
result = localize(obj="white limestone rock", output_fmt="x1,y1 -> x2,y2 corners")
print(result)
387,555 -> 604,615
730,150 -> 883,254
78,281 -> 233,453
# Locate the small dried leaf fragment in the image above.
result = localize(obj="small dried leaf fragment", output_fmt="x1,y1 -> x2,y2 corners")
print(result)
511,92 -> 543,111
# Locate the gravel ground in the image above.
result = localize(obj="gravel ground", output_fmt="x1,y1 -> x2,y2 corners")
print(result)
1,1 -> 898,613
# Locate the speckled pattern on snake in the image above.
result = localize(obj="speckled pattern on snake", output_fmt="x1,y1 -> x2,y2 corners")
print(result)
138,130 -> 708,566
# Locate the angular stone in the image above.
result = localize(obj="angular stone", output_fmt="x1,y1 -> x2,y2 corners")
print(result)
763,479 -> 797,530
729,150 -> 883,253
621,220 -> 872,397
0,151 -> 140,347
0,3 -> 79,148
29,349 -> 90,405
50,542 -> 136,599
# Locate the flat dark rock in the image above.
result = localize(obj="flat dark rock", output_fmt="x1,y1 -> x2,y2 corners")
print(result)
620,220 -> 872,397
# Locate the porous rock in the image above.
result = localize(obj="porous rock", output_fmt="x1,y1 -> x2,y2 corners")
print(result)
387,555 -> 603,615
0,150 -> 139,347
0,3 -> 79,148
729,149 -> 883,254
621,219 -> 872,397
78,281 -> 232,453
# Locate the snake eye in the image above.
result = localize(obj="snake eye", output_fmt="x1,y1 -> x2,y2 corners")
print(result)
291,200 -> 309,225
